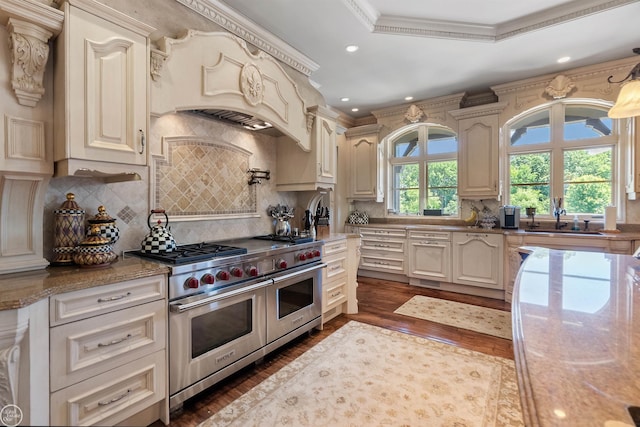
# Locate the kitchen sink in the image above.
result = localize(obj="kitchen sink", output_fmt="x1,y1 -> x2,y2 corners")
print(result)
524,228 -> 602,235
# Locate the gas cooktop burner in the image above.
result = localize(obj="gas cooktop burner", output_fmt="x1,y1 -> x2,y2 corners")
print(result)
131,242 -> 247,264
253,234 -> 314,244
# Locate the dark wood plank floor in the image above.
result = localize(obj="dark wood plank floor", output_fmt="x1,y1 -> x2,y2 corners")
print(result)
154,276 -> 514,427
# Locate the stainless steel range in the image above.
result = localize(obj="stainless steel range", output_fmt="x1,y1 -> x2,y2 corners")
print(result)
131,236 -> 324,410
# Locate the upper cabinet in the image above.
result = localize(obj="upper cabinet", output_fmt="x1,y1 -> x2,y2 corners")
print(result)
53,0 -> 155,176
449,103 -> 507,200
276,105 -> 339,191
345,124 -> 383,201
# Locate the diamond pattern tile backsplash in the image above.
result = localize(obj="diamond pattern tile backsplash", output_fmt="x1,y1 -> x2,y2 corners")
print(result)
43,112 -> 299,263
155,140 -> 256,216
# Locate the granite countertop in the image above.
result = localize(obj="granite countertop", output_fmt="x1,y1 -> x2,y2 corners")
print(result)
512,247 -> 640,427
0,256 -> 169,311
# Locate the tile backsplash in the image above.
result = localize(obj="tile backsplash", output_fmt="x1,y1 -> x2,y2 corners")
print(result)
44,112 -> 298,262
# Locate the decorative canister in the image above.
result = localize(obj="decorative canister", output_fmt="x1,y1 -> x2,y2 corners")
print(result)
87,205 -> 119,244
52,193 -> 85,265
73,223 -> 117,268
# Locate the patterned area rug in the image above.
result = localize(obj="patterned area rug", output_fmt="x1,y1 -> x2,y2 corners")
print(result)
394,296 -> 513,340
199,321 -> 523,427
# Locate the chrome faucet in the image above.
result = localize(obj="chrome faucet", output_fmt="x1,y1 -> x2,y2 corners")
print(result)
552,197 -> 567,229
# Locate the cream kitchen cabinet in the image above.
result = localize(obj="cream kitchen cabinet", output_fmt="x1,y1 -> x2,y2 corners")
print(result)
276,105 -> 339,191
49,274 -> 168,426
358,227 -> 406,278
345,124 -> 384,201
53,0 -> 155,176
407,230 -> 451,284
452,232 -> 503,290
321,238 -> 348,324
449,103 -> 507,199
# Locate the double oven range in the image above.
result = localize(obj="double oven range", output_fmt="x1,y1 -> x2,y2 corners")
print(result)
131,236 -> 325,410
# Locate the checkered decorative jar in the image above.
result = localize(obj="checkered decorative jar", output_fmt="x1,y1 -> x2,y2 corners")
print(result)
52,193 -> 85,265
87,205 -> 119,244
73,223 -> 117,268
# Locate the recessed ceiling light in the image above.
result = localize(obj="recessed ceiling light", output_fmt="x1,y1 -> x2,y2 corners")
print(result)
557,56 -> 571,63
345,45 -> 359,53
351,108 -> 359,112
405,96 -> 414,101
341,97 -> 350,102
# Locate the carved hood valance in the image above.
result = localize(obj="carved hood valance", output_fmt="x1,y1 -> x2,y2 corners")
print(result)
150,30 -> 313,151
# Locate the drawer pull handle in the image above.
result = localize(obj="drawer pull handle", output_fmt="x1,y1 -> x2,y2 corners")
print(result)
330,291 -> 342,298
97,292 -> 132,303
98,334 -> 133,348
330,265 -> 341,271
98,389 -> 131,406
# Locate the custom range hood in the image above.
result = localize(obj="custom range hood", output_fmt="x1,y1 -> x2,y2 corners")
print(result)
150,30 -> 314,151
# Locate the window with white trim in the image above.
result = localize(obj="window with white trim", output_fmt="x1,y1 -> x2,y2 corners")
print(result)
505,101 -> 620,217
388,124 -> 458,216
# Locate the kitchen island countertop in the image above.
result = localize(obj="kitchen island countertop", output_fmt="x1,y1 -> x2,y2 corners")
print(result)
513,246 -> 640,427
0,256 -> 169,310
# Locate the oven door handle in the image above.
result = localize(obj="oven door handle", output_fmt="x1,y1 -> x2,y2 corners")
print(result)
170,279 -> 272,313
271,263 -> 327,284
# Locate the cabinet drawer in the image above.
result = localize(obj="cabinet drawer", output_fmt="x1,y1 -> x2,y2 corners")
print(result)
360,254 -> 404,273
50,274 -> 166,326
50,299 -> 166,392
323,254 -> 347,281
360,228 -> 407,239
361,238 -> 405,253
323,279 -> 347,310
408,230 -> 451,241
323,239 -> 347,256
50,350 -> 166,427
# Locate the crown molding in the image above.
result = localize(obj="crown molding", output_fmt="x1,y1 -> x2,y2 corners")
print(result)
347,0 -> 636,42
174,0 -> 318,76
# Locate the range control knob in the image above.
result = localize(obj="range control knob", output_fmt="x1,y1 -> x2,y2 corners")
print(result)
276,259 -> 287,269
200,273 -> 215,285
246,266 -> 258,277
297,253 -> 307,261
312,249 -> 321,258
305,251 -> 314,259
216,270 -> 230,281
230,267 -> 243,278
184,276 -> 199,289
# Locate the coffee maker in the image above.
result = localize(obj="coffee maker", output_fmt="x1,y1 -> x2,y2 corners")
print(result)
499,205 -> 521,229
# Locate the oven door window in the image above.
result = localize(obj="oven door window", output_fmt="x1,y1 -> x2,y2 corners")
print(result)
278,277 -> 314,319
191,299 -> 252,358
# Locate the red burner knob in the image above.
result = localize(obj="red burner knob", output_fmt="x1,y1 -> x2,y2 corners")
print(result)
216,270 -> 230,281
305,251 -> 314,259
298,253 -> 307,261
184,277 -> 199,289
200,273 -> 215,285
230,267 -> 243,278
312,249 -> 321,258
276,259 -> 287,269
246,266 -> 258,277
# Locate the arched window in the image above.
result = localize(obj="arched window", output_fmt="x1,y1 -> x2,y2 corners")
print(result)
505,100 -> 619,217
387,124 -> 458,216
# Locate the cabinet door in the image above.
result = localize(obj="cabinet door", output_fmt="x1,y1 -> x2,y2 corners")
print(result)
316,115 -> 337,184
457,114 -> 499,198
452,233 -> 503,289
407,240 -> 451,282
346,125 -> 383,201
59,3 -> 149,165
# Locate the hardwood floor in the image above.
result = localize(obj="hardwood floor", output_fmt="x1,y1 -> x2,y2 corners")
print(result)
155,276 -> 514,427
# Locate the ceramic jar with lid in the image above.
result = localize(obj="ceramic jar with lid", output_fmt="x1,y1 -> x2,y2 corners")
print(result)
73,223 -> 117,268
87,205 -> 119,244
52,193 -> 85,265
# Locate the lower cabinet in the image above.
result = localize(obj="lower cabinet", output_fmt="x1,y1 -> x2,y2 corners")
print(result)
452,232 -> 503,290
321,236 -> 361,324
407,230 -> 451,283
49,274 -> 168,426
358,227 -> 407,277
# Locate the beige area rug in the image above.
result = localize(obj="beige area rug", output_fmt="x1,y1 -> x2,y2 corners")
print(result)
199,321 -> 523,427
394,296 -> 513,340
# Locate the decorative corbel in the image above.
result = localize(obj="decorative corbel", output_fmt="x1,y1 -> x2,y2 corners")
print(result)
150,48 -> 169,81
404,104 -> 425,123
545,74 -> 576,99
7,18 -> 53,107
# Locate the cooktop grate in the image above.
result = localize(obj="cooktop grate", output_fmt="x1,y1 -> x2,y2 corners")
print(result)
130,242 -> 247,264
